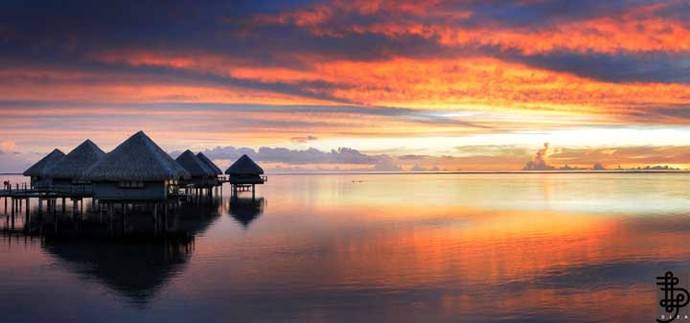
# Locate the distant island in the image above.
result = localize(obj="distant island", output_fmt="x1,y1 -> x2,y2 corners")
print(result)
522,143 -> 683,171
523,163 -> 682,171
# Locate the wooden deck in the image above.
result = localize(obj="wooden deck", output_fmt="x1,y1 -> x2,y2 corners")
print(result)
0,187 -> 93,199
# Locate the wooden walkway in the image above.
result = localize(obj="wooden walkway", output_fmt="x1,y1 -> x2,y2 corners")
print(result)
0,187 -> 93,199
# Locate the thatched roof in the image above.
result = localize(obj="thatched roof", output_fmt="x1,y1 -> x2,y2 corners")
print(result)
46,139 -> 105,179
225,154 -> 264,175
196,152 -> 222,175
175,150 -> 215,177
23,148 -> 65,177
84,131 -> 190,181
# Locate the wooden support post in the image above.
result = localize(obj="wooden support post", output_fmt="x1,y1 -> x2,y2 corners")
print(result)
123,203 -> 128,232
11,198 -> 15,229
25,198 -> 29,226
153,203 -> 159,234
62,197 -> 66,213
166,201 -> 169,231
252,184 -> 256,201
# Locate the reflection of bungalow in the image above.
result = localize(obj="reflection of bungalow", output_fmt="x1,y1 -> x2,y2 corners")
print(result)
175,150 -> 216,188
83,131 -> 190,201
45,139 -> 105,193
44,238 -> 191,303
225,154 -> 265,185
33,202 -> 220,304
229,197 -> 265,227
23,148 -> 65,188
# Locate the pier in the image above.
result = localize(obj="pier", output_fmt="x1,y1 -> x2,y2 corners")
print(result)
1,131 -> 266,233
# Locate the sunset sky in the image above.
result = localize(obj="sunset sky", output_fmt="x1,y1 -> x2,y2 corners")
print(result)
1,0 -> 690,171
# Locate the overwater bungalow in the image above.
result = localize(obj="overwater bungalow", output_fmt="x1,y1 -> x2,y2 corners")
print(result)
45,139 -> 105,193
225,155 -> 265,197
225,155 -> 265,184
23,148 -> 65,188
83,131 -> 190,201
196,152 -> 222,176
175,150 -> 216,189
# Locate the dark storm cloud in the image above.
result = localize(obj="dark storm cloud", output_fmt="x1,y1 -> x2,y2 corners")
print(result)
506,51 -> 690,84
456,0 -> 651,27
0,0 -> 688,106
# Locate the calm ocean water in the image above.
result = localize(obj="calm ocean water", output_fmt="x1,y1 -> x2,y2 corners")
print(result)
1,173 -> 689,322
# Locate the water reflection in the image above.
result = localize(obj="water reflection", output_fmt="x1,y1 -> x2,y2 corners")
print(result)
229,197 -> 265,227
3,174 -> 690,322
44,236 -> 193,304
3,198 -> 221,305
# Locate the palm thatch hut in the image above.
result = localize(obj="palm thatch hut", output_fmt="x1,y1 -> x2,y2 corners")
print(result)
225,154 -> 265,198
23,148 -> 65,188
175,150 -> 216,188
196,152 -> 222,176
83,131 -> 190,201
45,139 -> 105,192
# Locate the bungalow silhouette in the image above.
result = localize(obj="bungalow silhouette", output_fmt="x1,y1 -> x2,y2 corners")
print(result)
23,148 -> 65,188
44,139 -> 105,192
175,150 -> 217,190
196,152 -> 222,177
225,154 -> 265,198
83,131 -> 190,201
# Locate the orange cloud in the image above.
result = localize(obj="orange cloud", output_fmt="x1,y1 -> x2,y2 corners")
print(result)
228,56 -> 690,118
254,0 -> 690,54
0,66 -> 331,106
0,140 -> 16,152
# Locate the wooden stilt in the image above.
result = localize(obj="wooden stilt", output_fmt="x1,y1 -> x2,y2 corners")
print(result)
122,203 -> 128,233
24,199 -> 29,228
11,199 -> 15,229
164,202 -> 168,232
153,203 -> 158,233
